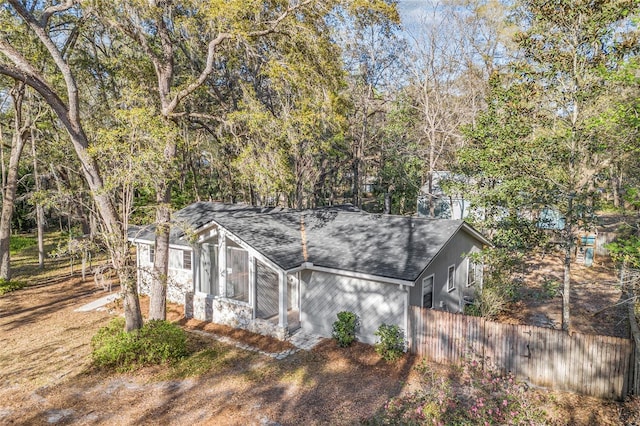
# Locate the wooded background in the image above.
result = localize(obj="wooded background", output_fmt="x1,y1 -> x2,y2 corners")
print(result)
0,0 -> 638,331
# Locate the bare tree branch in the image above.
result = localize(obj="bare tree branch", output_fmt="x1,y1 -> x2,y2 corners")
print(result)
41,0 -> 76,27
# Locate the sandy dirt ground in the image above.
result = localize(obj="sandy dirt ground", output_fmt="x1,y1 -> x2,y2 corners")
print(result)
500,252 -> 629,338
0,250 -> 636,425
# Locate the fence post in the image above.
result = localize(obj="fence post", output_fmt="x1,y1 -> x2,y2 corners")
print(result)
627,288 -> 640,396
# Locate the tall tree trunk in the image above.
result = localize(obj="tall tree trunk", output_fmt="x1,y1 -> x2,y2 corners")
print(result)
384,185 -> 393,214
0,81 -> 29,281
32,130 -> 45,269
150,184 -> 170,321
562,242 -> 572,331
562,195 -> 574,332
611,164 -> 620,209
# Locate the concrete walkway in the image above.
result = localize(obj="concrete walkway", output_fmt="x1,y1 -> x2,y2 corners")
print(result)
288,328 -> 325,351
74,293 -> 119,312
189,327 -> 324,360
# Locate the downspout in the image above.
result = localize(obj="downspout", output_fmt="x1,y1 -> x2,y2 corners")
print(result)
300,213 -> 308,262
402,284 -> 410,351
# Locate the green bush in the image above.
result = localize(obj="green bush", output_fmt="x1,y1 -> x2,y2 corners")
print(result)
374,324 -> 405,362
332,311 -> 359,347
91,317 -> 188,371
0,278 -> 26,295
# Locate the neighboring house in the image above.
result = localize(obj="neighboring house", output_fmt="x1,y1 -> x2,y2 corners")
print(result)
129,202 -> 490,344
417,171 -> 472,220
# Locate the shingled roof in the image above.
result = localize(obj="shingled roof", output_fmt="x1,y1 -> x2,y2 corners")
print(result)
129,202 -> 488,282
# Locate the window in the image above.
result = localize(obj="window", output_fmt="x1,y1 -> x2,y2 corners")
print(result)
199,244 -> 218,295
447,265 -> 455,292
149,245 -> 155,263
183,250 -> 192,270
467,259 -> 480,287
226,246 -> 249,303
422,275 -> 434,308
168,248 -> 192,270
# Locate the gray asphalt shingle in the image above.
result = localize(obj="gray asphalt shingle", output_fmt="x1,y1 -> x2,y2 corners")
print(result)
130,202 -> 469,282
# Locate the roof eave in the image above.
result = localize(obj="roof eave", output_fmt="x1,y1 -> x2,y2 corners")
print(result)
285,262 -> 415,287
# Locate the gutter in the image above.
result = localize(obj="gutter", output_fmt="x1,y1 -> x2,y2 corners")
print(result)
284,262 -> 415,287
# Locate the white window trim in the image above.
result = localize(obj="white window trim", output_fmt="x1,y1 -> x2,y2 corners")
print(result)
183,250 -> 192,271
447,264 -> 455,292
467,258 -> 476,287
422,274 -> 434,309
168,248 -> 193,271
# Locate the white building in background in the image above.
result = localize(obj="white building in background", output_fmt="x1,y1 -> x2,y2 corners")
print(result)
417,171 -> 472,220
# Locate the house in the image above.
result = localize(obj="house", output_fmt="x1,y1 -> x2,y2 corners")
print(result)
128,202 -> 491,344
417,171 -> 472,220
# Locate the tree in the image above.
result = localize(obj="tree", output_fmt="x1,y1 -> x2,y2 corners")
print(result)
93,0 -> 399,319
459,0 -> 640,331
402,0 -> 513,217
0,0 -> 143,331
0,79 -> 31,280
340,11 -> 405,210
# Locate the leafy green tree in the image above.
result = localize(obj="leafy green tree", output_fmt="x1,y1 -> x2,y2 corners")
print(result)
0,1 -> 144,331
459,0 -> 640,331
91,0 -> 398,319
0,80 -> 31,281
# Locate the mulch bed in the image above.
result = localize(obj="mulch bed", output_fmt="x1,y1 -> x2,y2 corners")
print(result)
129,295 -> 295,353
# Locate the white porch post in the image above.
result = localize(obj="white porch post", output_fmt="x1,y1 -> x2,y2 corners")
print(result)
192,245 -> 201,293
278,270 -> 288,328
219,229 -> 227,297
135,243 -> 140,293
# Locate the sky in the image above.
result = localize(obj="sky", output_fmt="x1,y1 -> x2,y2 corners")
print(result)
397,0 -> 431,30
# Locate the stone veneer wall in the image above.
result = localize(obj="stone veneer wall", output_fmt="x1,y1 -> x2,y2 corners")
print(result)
137,266 -> 192,305
191,292 -> 287,340
136,244 -> 192,305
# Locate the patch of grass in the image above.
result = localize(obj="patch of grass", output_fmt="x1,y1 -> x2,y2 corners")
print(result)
91,317 -> 188,372
281,365 -> 316,387
164,345 -> 233,379
243,362 -> 281,383
0,278 -> 26,295
9,235 -> 37,255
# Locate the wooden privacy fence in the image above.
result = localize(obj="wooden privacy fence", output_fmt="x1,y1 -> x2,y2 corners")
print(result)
408,306 -> 634,400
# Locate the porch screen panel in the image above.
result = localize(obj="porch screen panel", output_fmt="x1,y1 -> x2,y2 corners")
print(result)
199,244 -> 218,295
256,260 -> 279,319
226,247 -> 248,302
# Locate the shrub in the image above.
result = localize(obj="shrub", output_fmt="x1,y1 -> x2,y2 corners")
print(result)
91,317 -> 188,371
464,248 -> 522,319
0,278 -> 26,295
374,324 -> 405,362
332,311 -> 359,347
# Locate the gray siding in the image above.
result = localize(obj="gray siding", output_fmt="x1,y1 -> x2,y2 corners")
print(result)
410,229 -> 483,312
256,260 -> 279,319
301,271 -> 405,344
